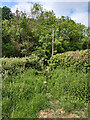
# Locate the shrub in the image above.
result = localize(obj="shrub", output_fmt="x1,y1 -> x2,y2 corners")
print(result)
49,49 -> 89,72
1,54 -> 42,79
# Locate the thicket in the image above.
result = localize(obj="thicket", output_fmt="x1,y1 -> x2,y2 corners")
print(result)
2,54 -> 43,80
49,49 -> 89,72
2,49 -> 89,80
1,4 -> 89,61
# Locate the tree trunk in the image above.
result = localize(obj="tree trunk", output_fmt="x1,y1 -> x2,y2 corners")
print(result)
52,30 -> 54,56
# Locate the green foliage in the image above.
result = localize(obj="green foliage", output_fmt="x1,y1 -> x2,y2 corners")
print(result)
47,68 -> 89,113
2,48 -> 89,118
2,66 -> 89,118
49,49 -> 89,72
2,69 -> 48,118
2,54 -> 42,79
2,4 -> 89,58
47,68 -> 89,102
2,6 -> 13,20
2,43 -> 15,57
1,3 -> 89,118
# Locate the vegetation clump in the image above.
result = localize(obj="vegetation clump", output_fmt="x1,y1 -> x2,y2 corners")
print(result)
49,49 -> 89,72
2,49 -> 89,118
1,3 -> 89,119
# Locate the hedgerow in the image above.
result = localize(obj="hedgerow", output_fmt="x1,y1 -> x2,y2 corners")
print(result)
1,54 -> 43,79
1,49 -> 89,118
49,49 -> 89,72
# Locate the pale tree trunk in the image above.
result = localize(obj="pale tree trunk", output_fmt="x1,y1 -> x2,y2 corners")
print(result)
52,30 -> 54,56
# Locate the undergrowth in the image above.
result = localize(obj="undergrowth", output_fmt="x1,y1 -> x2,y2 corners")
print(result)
2,69 -> 48,118
2,49 -> 89,118
2,67 -> 89,118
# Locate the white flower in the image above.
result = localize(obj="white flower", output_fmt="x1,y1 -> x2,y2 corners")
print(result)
43,81 -> 47,84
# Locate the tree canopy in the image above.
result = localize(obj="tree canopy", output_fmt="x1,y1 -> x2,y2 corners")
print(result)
1,3 -> 89,61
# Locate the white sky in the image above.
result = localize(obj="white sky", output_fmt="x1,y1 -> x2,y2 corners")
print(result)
1,0 -> 89,27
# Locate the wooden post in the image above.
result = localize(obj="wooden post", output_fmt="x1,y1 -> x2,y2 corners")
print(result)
52,30 -> 54,56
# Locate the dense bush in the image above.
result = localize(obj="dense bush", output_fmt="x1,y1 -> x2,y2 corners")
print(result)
49,49 -> 89,72
2,5 -> 89,58
1,54 -> 43,79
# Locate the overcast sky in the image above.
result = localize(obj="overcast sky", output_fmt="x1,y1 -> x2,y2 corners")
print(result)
1,0 -> 89,27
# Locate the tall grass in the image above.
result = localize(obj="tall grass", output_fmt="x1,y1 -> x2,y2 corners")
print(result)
2,67 -> 89,118
47,67 -> 89,112
2,69 -> 48,118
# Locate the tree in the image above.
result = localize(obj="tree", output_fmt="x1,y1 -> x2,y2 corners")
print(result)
2,20 -> 15,57
2,6 -> 13,20
54,16 -> 87,52
9,10 -> 36,57
2,4 -> 89,58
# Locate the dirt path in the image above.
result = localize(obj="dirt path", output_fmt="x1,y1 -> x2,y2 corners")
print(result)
38,100 -> 88,118
39,109 -> 87,118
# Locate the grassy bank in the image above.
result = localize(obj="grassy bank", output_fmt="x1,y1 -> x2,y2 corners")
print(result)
2,69 -> 48,118
2,49 -> 89,118
2,68 -> 89,118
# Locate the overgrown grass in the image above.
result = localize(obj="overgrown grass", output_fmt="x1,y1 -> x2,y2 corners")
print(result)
48,68 -> 89,101
2,69 -> 48,118
2,49 -> 89,118
2,67 -> 89,118
47,68 -> 89,114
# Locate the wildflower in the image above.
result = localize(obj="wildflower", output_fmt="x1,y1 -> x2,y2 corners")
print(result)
43,81 -> 47,84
